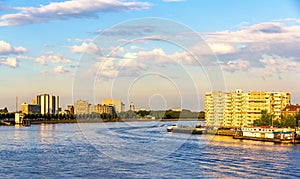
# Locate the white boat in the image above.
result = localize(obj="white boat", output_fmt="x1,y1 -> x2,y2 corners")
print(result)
167,124 -> 207,134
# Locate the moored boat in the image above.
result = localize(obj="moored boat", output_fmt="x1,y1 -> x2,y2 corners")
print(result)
167,124 -> 177,132
167,124 -> 207,134
233,126 -> 298,143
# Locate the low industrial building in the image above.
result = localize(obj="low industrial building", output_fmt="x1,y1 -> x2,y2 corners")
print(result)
21,103 -> 41,114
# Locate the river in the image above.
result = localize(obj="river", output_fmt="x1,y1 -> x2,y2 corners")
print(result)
0,121 -> 299,178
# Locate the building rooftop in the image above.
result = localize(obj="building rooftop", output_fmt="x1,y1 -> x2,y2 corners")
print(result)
282,104 -> 300,112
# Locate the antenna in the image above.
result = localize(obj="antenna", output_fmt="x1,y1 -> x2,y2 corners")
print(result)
16,96 -> 18,112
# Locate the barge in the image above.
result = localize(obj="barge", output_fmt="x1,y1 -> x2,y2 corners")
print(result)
233,126 -> 299,144
167,124 -> 207,134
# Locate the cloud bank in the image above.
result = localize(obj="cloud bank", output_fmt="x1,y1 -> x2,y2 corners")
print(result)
0,0 -> 150,26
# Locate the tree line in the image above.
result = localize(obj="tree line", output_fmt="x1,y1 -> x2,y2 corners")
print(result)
253,110 -> 300,128
76,112 -> 121,122
0,111 -> 121,122
118,110 -> 205,120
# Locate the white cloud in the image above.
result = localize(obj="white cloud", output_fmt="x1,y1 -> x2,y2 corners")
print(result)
97,58 -> 119,78
70,42 -> 102,54
0,0 -> 150,26
162,0 -> 185,2
0,57 -> 18,68
208,43 -> 238,54
53,65 -> 69,74
96,25 -> 156,37
0,40 -> 27,55
258,55 -> 298,77
222,60 -> 250,72
221,55 -> 300,79
204,21 -> 300,44
35,54 -> 72,65
275,18 -> 300,23
202,20 -> 300,74
130,45 -> 145,50
119,48 -> 174,66
94,48 -> 172,78
16,55 -> 34,60
35,57 -> 47,66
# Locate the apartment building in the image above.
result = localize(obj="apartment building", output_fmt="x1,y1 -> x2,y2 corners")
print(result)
205,89 -> 290,127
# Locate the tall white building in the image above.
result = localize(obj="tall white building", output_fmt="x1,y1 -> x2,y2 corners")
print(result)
205,89 -> 290,127
37,94 -> 60,114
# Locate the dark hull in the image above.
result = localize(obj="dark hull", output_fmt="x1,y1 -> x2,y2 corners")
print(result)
171,127 -> 205,134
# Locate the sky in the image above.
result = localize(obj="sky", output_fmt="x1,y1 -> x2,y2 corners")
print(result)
1,0 -> 300,111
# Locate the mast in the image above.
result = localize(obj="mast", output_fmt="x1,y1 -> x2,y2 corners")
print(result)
16,96 -> 18,112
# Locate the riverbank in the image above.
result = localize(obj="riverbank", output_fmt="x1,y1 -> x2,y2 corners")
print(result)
0,118 -> 124,126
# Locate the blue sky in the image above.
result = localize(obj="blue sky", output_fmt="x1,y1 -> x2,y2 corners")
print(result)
1,0 -> 300,111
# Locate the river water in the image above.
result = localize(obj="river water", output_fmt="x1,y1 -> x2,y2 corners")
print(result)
0,121 -> 299,178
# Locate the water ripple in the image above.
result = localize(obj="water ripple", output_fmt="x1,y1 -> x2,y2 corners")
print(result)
0,122 -> 300,178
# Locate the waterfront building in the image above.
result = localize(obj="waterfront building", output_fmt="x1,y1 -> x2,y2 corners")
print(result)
121,102 -> 125,113
205,89 -> 291,127
281,104 -> 300,117
102,98 -> 124,113
89,104 -> 98,114
37,94 -> 59,114
129,102 -> 135,111
67,105 -> 74,114
15,113 -> 23,124
74,100 -> 89,114
97,104 -> 114,114
21,103 -> 41,114
205,91 -> 228,127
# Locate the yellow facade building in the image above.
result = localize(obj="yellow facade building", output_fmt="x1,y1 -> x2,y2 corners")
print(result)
102,98 -> 125,113
97,104 -> 114,114
205,89 -> 290,127
21,103 -> 41,114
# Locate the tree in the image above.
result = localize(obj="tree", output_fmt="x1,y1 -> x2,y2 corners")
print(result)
135,110 -> 150,118
253,110 -> 273,127
198,111 -> 205,120
281,115 -> 296,128
3,107 -> 8,113
295,111 -> 300,128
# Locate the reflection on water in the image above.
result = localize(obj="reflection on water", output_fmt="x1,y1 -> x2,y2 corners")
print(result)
0,122 -> 299,178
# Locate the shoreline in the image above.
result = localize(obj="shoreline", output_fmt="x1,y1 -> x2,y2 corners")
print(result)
1,118 -> 204,126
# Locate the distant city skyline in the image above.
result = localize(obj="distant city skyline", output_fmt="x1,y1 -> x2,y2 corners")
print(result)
1,0 -> 300,111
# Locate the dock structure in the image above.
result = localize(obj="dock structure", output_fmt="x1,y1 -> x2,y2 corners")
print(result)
233,135 -> 300,144
233,126 -> 299,144
167,125 -> 300,144
15,113 -> 30,126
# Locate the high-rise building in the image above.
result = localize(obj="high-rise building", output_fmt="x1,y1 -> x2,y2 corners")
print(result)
205,89 -> 290,127
37,94 -> 60,114
129,102 -> 135,111
21,103 -> 41,114
74,100 -> 89,114
102,98 -> 124,113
